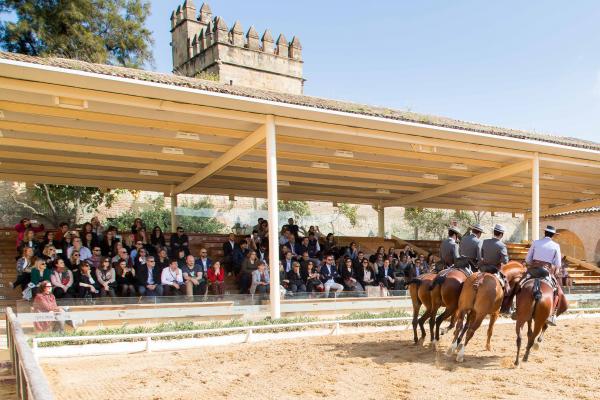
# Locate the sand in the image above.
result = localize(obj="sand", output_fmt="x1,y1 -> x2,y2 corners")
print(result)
42,318 -> 600,400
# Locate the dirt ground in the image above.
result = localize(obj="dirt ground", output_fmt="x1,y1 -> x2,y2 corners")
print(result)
42,318 -> 600,400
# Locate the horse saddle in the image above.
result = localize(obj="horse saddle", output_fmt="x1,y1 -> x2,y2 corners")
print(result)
473,270 -> 507,292
453,257 -> 474,278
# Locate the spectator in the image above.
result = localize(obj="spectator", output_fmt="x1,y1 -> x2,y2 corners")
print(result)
41,245 -> 58,264
112,245 -> 130,266
358,259 -> 377,288
388,247 -> 398,260
30,258 -> 52,296
182,255 -> 205,297
408,258 -> 424,280
250,261 -> 270,297
378,258 -> 402,292
65,250 -> 82,272
81,222 -> 98,246
12,246 -> 34,290
258,220 -> 269,242
282,251 -> 294,273
88,245 -> 103,270
116,259 -> 136,297
131,218 -> 145,235
170,226 -> 189,258
307,225 -> 322,240
307,232 -> 320,258
256,243 -> 268,262
75,261 -> 99,298
417,254 -> 429,273
320,255 -> 344,296
287,262 -> 306,294
279,261 -> 289,291
195,248 -> 212,276
136,256 -> 163,297
55,222 -> 69,243
286,218 -> 300,239
370,246 -> 386,263
67,237 -> 92,261
353,251 -> 367,274
239,250 -> 259,293
252,218 -> 264,233
305,261 -> 324,293
14,218 -> 44,249
207,261 -> 225,297
155,247 -> 170,271
426,253 -> 437,273
32,281 -> 65,333
222,233 -> 239,274
161,259 -> 184,296
130,239 -> 145,260
322,234 -> 338,257
232,240 -> 249,275
90,216 -> 104,240
402,245 -> 417,261
17,228 -> 41,257
133,248 -> 149,269
396,254 -> 412,281
175,248 -> 187,269
344,242 -> 359,261
101,228 -> 119,258
342,257 -> 364,292
150,226 -> 166,254
136,227 -> 150,251
50,259 -> 74,299
96,257 -> 117,298
41,231 -> 59,254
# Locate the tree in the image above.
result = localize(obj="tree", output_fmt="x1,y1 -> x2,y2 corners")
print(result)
261,200 -> 311,218
8,183 -> 121,227
404,208 -> 474,240
0,0 -> 154,68
337,203 -> 359,227
111,197 -> 226,234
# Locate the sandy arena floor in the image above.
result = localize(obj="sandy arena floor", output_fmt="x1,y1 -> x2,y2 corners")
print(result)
42,318 -> 600,400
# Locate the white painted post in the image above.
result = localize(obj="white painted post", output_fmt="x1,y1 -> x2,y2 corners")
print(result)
170,187 -> 179,233
524,218 -> 529,242
146,336 -> 152,353
265,115 -> 281,319
532,153 -> 540,241
377,206 -> 385,237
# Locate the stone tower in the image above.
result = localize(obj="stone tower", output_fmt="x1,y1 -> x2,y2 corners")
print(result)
170,1 -> 304,94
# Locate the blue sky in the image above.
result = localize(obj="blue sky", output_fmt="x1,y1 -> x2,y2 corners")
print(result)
5,1 -> 600,141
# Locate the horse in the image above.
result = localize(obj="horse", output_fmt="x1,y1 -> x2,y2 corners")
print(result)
447,261 -> 526,362
514,270 -> 568,366
407,273 -> 437,344
427,268 -> 468,346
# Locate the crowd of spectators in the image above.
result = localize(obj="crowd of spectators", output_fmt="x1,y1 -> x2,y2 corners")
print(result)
12,216 -> 437,308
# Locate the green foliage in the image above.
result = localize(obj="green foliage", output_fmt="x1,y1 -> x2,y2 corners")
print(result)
404,208 -> 474,240
0,0 -> 154,68
7,183 -> 121,227
194,71 -> 219,81
337,203 -> 359,227
111,196 -> 227,233
261,200 -> 311,218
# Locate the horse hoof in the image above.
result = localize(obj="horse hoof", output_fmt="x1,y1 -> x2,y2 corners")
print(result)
456,345 -> 465,362
456,354 -> 464,363
446,342 -> 457,356
532,342 -> 540,351
485,345 -> 491,351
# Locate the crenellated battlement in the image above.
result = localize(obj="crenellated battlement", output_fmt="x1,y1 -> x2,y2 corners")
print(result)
170,1 -> 304,94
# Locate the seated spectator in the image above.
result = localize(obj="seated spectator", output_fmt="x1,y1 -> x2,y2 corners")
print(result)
388,247 -> 399,260
279,261 -> 289,290
18,228 -> 42,257
67,237 -> 92,261
136,255 -> 163,297
101,228 -> 119,258
75,261 -> 99,298
305,261 -> 324,293
135,227 -> 151,252
175,248 -> 187,269
195,248 -> 212,275
222,233 -> 239,274
401,245 -> 417,261
170,226 -> 189,258
90,216 -> 104,240
239,250 -> 259,294
287,262 -> 306,294
155,247 -> 170,271
256,243 -> 268,262
344,242 -> 359,261
320,255 -> 344,296
250,260 -> 270,297
12,246 -> 34,290
373,253 -> 385,274
50,259 -> 74,299
65,250 -> 82,272
41,231 -> 59,254
359,259 -> 377,288
378,258 -> 402,292
131,218 -> 145,235
408,257 -> 424,280
258,220 -> 269,242
417,254 -> 429,273
81,223 -> 99,249
282,251 -> 294,274
88,245 -> 103,270
96,257 -> 117,298
54,222 -> 69,244
182,255 -> 206,297
30,258 -> 52,297
342,257 -> 364,292
32,281 -> 65,333
286,217 -> 300,239
370,246 -> 386,263
133,248 -> 149,269
161,259 -> 184,296
322,233 -> 338,256
112,244 -> 129,266
353,251 -> 367,273
396,254 -> 412,285
207,261 -> 225,297
130,239 -> 145,260
232,240 -> 249,275
284,233 -> 301,258
116,259 -> 136,297
14,218 -> 44,249
279,227 -> 290,246
247,230 -> 260,251
307,232 -> 320,258
150,226 -> 166,255
41,244 -> 58,264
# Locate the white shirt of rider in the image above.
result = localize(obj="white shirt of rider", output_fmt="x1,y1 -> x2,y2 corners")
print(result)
525,237 -> 562,268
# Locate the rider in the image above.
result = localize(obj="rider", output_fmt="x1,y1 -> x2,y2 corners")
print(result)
459,223 -> 484,270
439,226 -> 460,271
480,224 -> 511,314
523,225 -> 563,326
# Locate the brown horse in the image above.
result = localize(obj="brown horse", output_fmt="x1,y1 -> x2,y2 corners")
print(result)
514,274 -> 568,366
428,269 -> 468,346
447,261 -> 526,362
408,273 -> 437,344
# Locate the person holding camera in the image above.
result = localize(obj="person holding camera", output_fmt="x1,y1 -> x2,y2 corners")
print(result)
117,259 -> 136,297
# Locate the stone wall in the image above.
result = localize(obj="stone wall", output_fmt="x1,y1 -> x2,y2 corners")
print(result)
542,212 -> 600,262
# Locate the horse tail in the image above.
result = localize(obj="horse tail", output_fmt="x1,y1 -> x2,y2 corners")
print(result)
429,275 -> 446,291
531,278 -> 541,319
407,278 -> 422,287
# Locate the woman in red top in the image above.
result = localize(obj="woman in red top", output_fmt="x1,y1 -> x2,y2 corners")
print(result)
14,218 -> 44,248
207,261 -> 225,297
32,281 -> 65,332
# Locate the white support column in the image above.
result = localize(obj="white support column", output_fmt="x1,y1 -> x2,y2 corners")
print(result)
524,218 -> 529,242
377,206 -> 385,237
531,153 -> 540,241
265,115 -> 281,319
170,187 -> 178,233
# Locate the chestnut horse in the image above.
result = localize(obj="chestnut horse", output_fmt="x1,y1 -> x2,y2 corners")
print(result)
514,274 -> 568,366
447,261 -> 526,362
408,273 -> 436,344
428,269 -> 468,346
